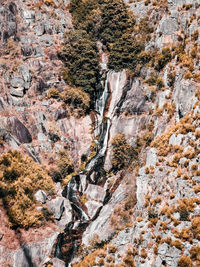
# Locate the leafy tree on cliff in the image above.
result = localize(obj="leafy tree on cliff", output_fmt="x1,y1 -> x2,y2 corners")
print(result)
111,133 -> 134,171
61,30 -> 100,101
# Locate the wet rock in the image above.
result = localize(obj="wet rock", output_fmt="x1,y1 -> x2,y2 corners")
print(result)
8,117 -> 32,143
120,79 -> 148,115
82,184 -> 126,246
34,190 -> 47,204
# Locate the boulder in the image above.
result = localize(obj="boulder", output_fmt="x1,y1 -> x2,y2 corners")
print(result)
47,197 -> 72,221
35,22 -> 45,36
10,88 -> 24,97
34,190 -> 47,204
11,75 -> 24,88
22,10 -> 35,21
8,117 -> 32,143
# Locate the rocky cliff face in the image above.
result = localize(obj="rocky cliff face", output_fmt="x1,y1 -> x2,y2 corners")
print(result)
0,0 -> 200,266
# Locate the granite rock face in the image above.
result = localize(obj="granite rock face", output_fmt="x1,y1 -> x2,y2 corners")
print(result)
0,0 -> 200,266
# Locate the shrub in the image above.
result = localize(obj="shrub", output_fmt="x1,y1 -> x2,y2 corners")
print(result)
190,246 -> 200,261
168,71 -> 176,87
62,88 -> 90,114
60,30 -> 100,100
177,256 -> 192,267
56,149 -> 74,179
146,75 -> 158,86
111,133 -> 134,170
171,240 -> 182,250
191,218 -> 200,240
0,151 -> 54,228
47,88 -> 60,99
155,47 -> 172,71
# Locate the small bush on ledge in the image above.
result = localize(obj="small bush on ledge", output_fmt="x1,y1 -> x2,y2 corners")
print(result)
0,151 -> 54,228
111,133 -> 134,171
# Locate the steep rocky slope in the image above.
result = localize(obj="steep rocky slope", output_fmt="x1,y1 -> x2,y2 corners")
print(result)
0,0 -> 200,267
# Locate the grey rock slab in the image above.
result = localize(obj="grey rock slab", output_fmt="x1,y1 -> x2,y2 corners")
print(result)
51,258 -> 65,267
56,199 -> 72,228
11,233 -> 58,267
34,190 -> 47,204
169,133 -> 183,146
11,76 -> 24,88
48,197 -> 72,222
38,132 -> 47,141
85,184 -> 106,203
42,100 -> 51,106
35,22 -> 45,36
17,65 -> 32,83
22,10 -> 35,21
85,200 -> 102,219
10,88 -> 24,97
40,141 -> 52,152
146,148 -> 157,166
111,228 -> 132,247
82,184 -> 126,246
160,18 -> 178,35
39,35 -> 54,47
7,116 -> 32,143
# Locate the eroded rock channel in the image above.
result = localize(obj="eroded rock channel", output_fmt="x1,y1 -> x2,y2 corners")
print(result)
52,68 -> 130,266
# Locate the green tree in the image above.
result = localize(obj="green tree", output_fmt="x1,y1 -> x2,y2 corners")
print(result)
61,30 -> 100,100
111,133 -> 134,170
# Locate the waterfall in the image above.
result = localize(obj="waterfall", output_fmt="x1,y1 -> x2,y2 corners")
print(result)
95,73 -> 109,119
53,69 -> 128,266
